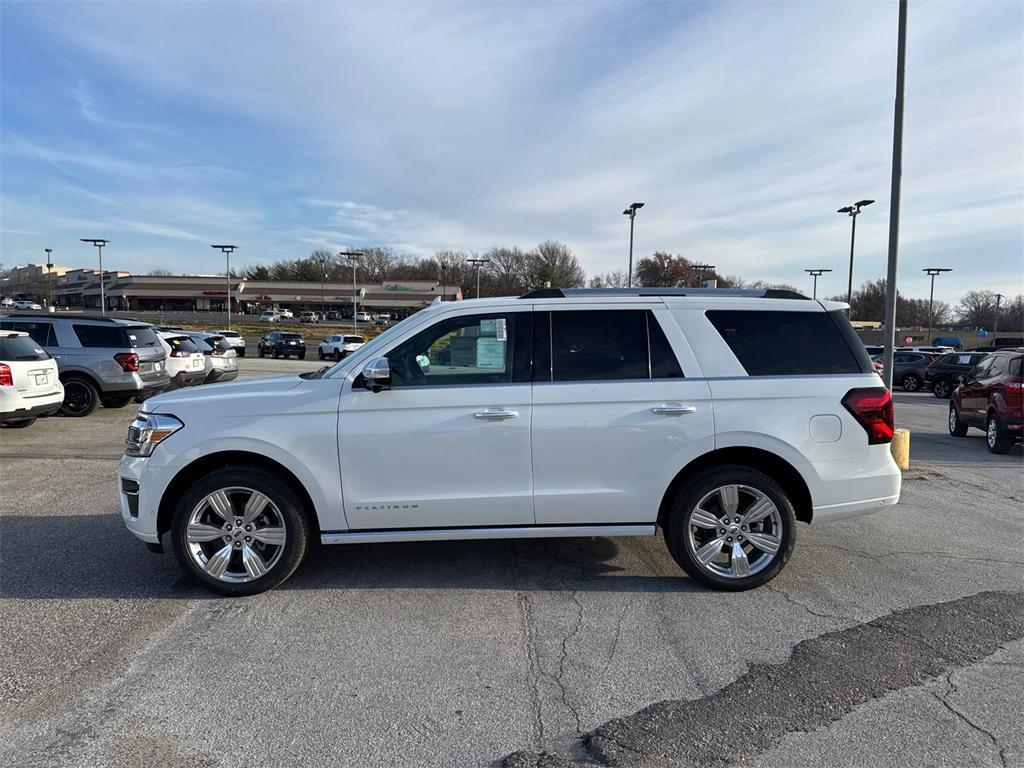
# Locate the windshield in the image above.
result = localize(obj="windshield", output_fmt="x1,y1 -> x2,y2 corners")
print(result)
281,333 -> 302,340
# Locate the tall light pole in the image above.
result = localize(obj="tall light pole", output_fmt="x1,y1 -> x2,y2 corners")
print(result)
837,199 -> 875,305
211,245 -> 238,330
466,257 -> 490,298
44,248 -> 54,309
622,202 -> 644,287
80,239 -> 109,316
692,264 -> 716,288
804,268 -> 832,300
880,0 -> 908,391
922,268 -> 952,343
340,251 -> 362,333
440,263 -> 449,300
316,251 -> 332,320
992,292 -> 1005,343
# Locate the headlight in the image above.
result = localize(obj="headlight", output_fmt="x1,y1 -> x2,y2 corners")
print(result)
125,412 -> 184,457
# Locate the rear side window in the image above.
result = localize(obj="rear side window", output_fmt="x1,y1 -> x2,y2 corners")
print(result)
1010,357 -> 1022,376
706,310 -> 869,376
0,334 -> 50,361
73,324 -> 128,348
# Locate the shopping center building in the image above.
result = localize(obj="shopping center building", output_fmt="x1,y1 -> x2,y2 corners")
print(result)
50,269 -> 461,317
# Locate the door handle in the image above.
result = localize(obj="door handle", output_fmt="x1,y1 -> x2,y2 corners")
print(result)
474,409 -> 518,420
652,404 -> 697,416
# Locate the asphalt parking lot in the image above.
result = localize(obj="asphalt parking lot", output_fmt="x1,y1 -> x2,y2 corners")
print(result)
1,359 -> 1022,768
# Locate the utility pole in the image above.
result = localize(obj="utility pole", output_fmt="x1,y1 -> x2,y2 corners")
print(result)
692,264 -> 716,288
466,257 -> 490,298
992,293 -> 1005,343
804,268 -> 832,300
922,268 -> 952,343
44,248 -> 53,309
340,251 -> 362,333
880,0 -> 908,391
622,202 -> 644,287
211,245 -> 238,329
80,239 -> 109,316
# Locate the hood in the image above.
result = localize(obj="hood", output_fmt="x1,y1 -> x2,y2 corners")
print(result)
145,374 -> 303,412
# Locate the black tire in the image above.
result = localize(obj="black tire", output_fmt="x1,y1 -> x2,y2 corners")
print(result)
664,464 -> 796,591
335,350 -> 343,362
237,349 -> 246,358
901,373 -> 922,392
948,403 -> 968,437
171,466 -> 310,596
102,395 -> 134,409
272,348 -> 279,359
933,377 -> 952,399
986,413 -> 1013,454
298,352 -> 305,360
318,349 -> 325,360
59,376 -> 100,417
3,418 -> 36,428
258,346 -> 265,358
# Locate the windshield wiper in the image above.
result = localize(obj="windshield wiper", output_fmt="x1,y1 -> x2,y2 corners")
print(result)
300,365 -> 331,380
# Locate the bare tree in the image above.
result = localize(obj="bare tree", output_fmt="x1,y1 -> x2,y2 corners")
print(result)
484,247 -> 530,296
956,290 -> 998,328
526,241 -> 585,289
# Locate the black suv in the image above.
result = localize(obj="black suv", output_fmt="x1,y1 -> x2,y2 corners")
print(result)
925,351 -> 991,399
257,332 -> 306,359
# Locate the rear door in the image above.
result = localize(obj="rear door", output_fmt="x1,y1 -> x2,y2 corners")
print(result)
531,306 -> 714,525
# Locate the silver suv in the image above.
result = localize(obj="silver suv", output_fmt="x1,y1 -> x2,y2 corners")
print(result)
0,314 -> 169,416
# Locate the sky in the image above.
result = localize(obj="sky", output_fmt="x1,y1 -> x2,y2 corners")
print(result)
1,0 -> 1021,304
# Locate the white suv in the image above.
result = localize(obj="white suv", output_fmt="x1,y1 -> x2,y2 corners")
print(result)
1,331 -> 63,427
118,288 -> 900,596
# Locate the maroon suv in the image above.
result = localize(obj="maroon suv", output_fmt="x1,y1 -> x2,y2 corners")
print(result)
948,348 -> 1023,453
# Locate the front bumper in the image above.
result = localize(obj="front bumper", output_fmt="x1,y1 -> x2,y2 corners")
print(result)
118,454 -> 177,545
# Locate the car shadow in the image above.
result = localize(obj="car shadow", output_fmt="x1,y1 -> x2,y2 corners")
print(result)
0,513 -> 698,600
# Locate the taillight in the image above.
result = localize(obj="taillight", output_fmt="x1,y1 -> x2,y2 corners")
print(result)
169,349 -> 182,358
0,364 -> 12,387
202,349 -> 214,356
842,387 -> 894,445
114,352 -> 140,372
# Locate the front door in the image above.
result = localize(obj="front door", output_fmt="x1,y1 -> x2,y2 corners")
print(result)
338,309 -> 534,530
531,307 -> 715,525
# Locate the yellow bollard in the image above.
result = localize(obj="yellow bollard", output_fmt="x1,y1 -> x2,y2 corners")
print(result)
890,428 -> 910,470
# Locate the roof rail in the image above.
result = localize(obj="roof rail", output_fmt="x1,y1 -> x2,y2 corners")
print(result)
0,312 -> 119,323
518,287 -> 809,300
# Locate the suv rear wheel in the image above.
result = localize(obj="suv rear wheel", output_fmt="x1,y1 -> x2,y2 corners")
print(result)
171,466 -> 310,596
932,377 -> 953,399
986,413 -> 1013,454
59,376 -> 100,417
901,373 -> 921,392
664,465 -> 796,591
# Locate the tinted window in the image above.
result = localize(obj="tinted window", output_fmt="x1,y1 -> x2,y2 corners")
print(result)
126,326 -> 160,348
0,334 -> 50,361
344,336 -> 365,344
166,336 -> 200,354
649,313 -> 683,378
219,331 -> 240,338
280,334 -> 301,340
387,312 -> 519,387
551,310 -> 647,381
204,336 -> 232,352
73,324 -> 128,348
1009,357 -> 1022,376
706,310 -> 868,376
9,321 -> 54,347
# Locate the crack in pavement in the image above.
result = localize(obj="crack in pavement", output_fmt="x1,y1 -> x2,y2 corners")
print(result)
802,541 -> 1024,567
501,589 -> 1024,768
601,603 -> 631,678
552,590 -> 585,737
764,583 -> 856,622
932,670 -> 1009,768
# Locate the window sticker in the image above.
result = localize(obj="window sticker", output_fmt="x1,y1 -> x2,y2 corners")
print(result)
495,318 -> 507,341
476,338 -> 506,368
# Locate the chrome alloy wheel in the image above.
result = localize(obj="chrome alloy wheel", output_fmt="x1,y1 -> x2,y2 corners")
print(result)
686,484 -> 783,579
185,487 -> 287,583
987,417 -> 999,448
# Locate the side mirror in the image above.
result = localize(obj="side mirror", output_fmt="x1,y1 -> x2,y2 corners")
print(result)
362,357 -> 391,392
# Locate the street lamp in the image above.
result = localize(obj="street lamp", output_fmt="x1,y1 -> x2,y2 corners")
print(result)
992,292 -> 1005,344
922,268 -> 952,343
211,245 -> 238,329
804,268 -> 832,300
315,251 -> 333,321
440,263 -> 449,301
44,248 -> 53,309
692,263 -> 716,288
466,257 -> 490,298
837,199 -> 874,305
80,239 -> 109,316
339,251 -> 363,333
622,202 -> 644,287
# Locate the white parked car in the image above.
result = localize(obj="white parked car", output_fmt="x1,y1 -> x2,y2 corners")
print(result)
182,333 -> 239,383
354,311 -> 373,323
318,334 -> 365,361
13,300 -> 43,310
0,331 -> 63,427
0,297 -> 14,307
156,332 -> 208,389
212,330 -> 246,357
118,288 -> 901,596
279,308 -> 294,319
258,311 -> 279,323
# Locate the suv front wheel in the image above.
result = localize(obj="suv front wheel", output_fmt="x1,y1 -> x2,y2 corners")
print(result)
171,467 -> 310,596
665,465 -> 796,591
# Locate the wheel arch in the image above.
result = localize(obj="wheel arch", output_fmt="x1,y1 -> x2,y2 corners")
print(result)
657,447 -> 814,527
157,450 -> 320,540
59,368 -> 102,390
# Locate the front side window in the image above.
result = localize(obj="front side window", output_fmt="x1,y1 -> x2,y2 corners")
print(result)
987,356 -> 1005,377
386,313 -> 521,387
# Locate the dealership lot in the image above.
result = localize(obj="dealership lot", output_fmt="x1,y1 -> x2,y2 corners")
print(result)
1,359 -> 1022,768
